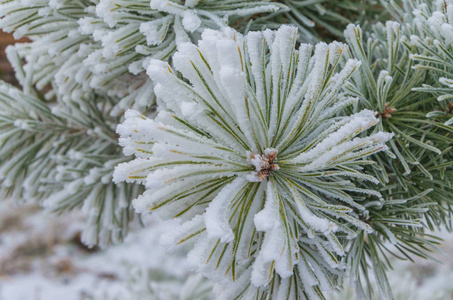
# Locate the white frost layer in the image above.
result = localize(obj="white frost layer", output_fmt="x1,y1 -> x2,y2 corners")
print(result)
205,178 -> 246,243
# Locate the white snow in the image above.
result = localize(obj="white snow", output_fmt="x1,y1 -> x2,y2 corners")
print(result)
0,199 -> 207,300
181,10 -> 201,33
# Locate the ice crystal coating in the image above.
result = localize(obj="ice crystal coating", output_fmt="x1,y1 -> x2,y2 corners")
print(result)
0,0 -> 283,115
409,0 -> 453,126
0,81 -> 141,248
114,25 -> 393,297
341,7 -> 453,297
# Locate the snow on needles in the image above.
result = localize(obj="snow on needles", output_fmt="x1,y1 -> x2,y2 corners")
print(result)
0,0 -> 284,115
114,25 -> 393,298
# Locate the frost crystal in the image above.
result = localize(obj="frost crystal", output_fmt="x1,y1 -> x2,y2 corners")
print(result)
114,25 -> 393,297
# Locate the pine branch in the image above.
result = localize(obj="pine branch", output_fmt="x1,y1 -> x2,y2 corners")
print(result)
248,0 -> 389,43
343,22 -> 453,229
0,80 -> 142,247
114,25 -> 394,298
0,0 -> 285,115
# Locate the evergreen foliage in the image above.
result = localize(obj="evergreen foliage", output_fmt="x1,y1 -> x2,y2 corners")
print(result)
114,26 -> 393,298
0,79 -> 141,246
251,0 -> 384,43
0,0 -> 284,114
344,21 -> 453,228
0,0 -> 452,299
